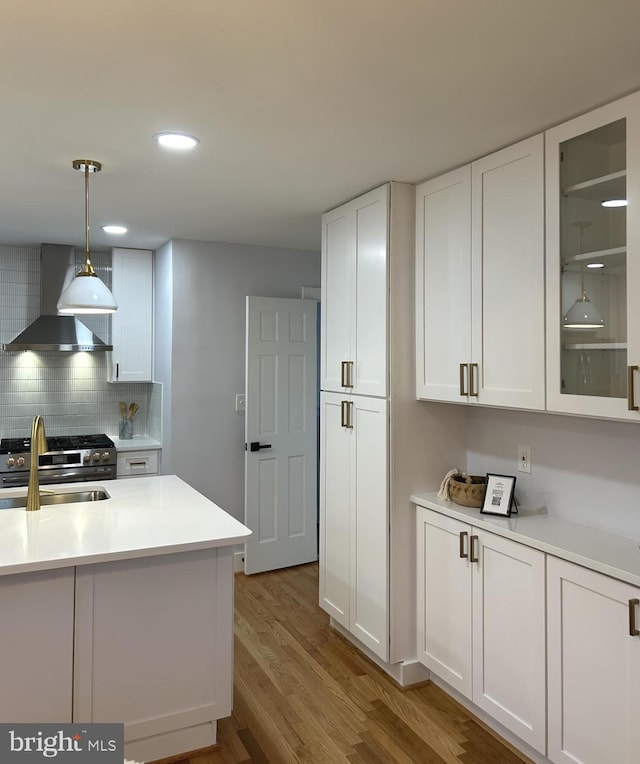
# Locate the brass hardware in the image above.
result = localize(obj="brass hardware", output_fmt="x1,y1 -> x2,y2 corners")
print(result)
341,360 -> 354,388
629,598 -> 640,637
628,366 -> 638,411
470,363 -> 479,397
459,363 -> 468,396
26,415 -> 47,511
459,531 -> 468,559
470,535 -> 479,563
340,400 -> 353,429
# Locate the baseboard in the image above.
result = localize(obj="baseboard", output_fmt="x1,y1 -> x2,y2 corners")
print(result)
329,618 -> 430,688
428,674 -> 550,764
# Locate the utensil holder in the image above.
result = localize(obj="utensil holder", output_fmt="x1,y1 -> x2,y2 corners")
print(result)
119,419 -> 133,440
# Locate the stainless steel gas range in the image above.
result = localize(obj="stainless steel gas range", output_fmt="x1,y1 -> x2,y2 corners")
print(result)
0,434 -> 117,488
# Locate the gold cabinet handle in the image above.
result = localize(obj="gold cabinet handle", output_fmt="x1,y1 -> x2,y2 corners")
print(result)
341,360 -> 354,388
459,531 -> 468,559
628,366 -> 639,411
459,363 -> 468,396
470,363 -> 479,398
630,598 -> 640,636
470,535 -> 479,563
340,400 -> 353,429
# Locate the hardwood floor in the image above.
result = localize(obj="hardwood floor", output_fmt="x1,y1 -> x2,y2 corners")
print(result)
153,563 -> 531,764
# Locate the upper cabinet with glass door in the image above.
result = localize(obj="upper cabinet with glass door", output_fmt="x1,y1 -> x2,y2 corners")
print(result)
545,92 -> 640,420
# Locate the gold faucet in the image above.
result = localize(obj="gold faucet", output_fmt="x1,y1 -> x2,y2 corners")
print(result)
26,415 -> 47,511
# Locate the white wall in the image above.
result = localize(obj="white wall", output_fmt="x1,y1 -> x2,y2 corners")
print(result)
466,406 -> 640,538
156,239 -> 320,521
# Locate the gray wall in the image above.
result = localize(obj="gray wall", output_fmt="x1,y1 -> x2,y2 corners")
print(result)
156,239 -> 320,521
466,406 -> 640,538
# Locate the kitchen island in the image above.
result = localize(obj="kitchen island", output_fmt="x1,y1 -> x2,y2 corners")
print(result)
0,475 -> 251,762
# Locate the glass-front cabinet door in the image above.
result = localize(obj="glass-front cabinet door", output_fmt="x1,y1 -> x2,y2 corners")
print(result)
546,92 -> 640,420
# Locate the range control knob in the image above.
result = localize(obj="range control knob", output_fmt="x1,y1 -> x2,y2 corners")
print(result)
83,453 -> 91,464
101,452 -> 111,462
7,457 -> 15,467
92,452 -> 101,463
16,457 -> 25,468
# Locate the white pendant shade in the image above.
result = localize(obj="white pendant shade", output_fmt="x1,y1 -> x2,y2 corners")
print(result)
57,273 -> 118,314
562,291 -> 604,329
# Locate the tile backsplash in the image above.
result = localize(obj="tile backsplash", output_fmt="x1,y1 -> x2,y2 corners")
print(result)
0,245 -> 160,441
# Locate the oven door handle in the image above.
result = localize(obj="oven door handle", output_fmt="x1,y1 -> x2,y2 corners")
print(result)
2,467 -> 115,487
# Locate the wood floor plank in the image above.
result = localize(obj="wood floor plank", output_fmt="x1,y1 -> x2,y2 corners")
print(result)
150,563 -> 534,764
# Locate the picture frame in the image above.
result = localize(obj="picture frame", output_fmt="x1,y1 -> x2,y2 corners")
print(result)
481,473 -> 517,517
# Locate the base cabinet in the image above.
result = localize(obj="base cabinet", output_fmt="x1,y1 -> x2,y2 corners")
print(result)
416,508 -> 546,754
547,556 -> 640,764
0,568 -> 75,722
74,548 -> 234,762
116,449 -> 159,478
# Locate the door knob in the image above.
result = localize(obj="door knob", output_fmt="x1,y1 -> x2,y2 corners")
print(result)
247,441 -> 272,452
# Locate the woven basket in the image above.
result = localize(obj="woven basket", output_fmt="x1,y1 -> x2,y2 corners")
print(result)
449,474 -> 486,508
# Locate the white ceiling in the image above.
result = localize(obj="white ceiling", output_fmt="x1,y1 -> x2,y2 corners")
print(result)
3,0 -> 640,254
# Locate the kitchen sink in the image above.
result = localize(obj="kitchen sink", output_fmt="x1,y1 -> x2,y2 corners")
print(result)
0,488 -> 111,510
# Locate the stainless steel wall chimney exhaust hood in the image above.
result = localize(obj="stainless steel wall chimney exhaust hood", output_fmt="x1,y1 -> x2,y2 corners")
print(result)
2,244 -> 113,352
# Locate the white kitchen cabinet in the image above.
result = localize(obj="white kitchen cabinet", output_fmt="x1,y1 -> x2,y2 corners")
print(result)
547,556 -> 640,764
319,391 -> 388,659
545,91 -> 640,420
416,507 -> 546,753
110,247 -> 153,382
117,448 -> 159,478
321,184 -> 388,397
416,135 -> 545,410
74,548 -> 234,762
321,182 -> 458,675
0,567 -> 75,722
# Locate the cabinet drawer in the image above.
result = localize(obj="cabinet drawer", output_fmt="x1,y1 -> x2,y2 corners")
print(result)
117,450 -> 158,477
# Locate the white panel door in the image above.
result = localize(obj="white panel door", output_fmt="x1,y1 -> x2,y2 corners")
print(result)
0,568 -> 74,722
416,509 -> 472,696
472,530 -> 546,754
321,206 -> 355,393
111,248 -> 153,382
547,556 -> 640,764
416,166 -> 472,402
471,135 -> 545,409
244,297 -> 318,575
350,394 -> 388,659
321,184 -> 388,398
319,391 -> 352,629
353,185 -> 388,398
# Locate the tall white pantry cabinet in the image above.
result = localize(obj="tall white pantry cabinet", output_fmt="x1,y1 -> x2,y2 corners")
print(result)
319,182 -> 466,672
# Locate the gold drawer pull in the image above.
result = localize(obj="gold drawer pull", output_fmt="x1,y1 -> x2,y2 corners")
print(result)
470,535 -> 479,563
459,363 -> 468,396
470,363 -> 479,398
628,366 -> 639,411
630,598 -> 639,637
341,361 -> 354,388
340,400 -> 353,429
459,531 -> 468,559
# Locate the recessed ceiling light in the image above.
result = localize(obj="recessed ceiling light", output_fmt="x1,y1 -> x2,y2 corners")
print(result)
601,199 -> 627,207
587,262 -> 605,269
101,225 -> 127,235
154,132 -> 200,150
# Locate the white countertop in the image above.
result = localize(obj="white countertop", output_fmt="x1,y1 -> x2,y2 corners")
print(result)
111,435 -> 162,451
412,493 -> 640,588
0,475 -> 251,576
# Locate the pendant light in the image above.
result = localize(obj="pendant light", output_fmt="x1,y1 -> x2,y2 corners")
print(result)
57,159 -> 118,314
562,220 -> 604,330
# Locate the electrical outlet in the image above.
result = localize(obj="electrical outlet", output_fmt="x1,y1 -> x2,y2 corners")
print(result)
235,394 -> 245,412
518,445 -> 532,474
